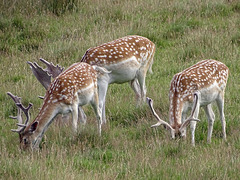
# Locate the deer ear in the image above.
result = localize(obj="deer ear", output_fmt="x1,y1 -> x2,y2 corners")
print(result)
29,121 -> 38,133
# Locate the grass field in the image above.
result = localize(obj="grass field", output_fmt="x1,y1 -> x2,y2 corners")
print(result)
0,0 -> 240,179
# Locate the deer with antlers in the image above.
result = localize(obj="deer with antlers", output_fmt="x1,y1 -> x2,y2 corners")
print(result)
28,35 -> 155,124
147,59 -> 229,145
28,58 -> 88,122
8,62 -> 110,150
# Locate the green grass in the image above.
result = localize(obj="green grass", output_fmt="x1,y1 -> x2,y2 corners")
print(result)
1,0 -> 240,179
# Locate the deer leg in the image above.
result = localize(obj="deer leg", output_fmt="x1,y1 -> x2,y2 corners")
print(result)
216,92 -> 226,141
102,100 -> 106,124
190,103 -> 200,146
78,107 -> 87,124
91,91 -> 102,136
97,80 -> 108,124
129,79 -> 141,105
181,112 -> 187,139
136,70 -> 147,104
72,104 -> 79,134
203,104 -> 215,143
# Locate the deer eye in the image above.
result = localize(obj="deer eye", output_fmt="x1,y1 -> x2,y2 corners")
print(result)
23,138 -> 28,144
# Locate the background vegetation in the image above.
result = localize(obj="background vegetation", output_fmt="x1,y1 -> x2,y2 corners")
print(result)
0,0 -> 240,179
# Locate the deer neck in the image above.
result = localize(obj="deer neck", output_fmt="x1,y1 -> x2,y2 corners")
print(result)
28,98 -> 60,144
169,92 -> 183,130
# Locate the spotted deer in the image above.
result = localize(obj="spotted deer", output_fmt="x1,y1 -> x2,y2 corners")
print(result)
28,35 -> 156,124
8,62 -> 110,150
81,35 -> 155,123
147,59 -> 229,145
27,59 -> 88,123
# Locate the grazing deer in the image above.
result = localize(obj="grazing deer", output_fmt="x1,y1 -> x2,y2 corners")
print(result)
147,59 -> 229,145
28,58 -> 87,123
81,35 -> 155,123
28,35 -> 155,124
8,62 -> 110,150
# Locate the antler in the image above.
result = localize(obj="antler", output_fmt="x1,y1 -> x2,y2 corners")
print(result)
27,61 -> 51,90
179,91 -> 201,131
39,58 -> 64,78
7,92 -> 33,133
146,97 -> 174,130
7,92 -> 23,124
27,58 -> 64,90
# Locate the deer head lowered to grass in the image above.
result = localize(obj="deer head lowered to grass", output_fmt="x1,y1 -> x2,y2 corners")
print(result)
147,59 -> 229,146
8,62 -> 110,150
28,35 -> 156,124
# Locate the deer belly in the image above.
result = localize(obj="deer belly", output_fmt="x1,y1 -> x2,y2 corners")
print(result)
199,83 -> 220,106
77,85 -> 95,106
107,57 -> 141,84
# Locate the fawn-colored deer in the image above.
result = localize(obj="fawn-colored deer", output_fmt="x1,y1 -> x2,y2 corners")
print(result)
147,59 -> 229,145
8,62 -> 110,150
28,35 -> 155,124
